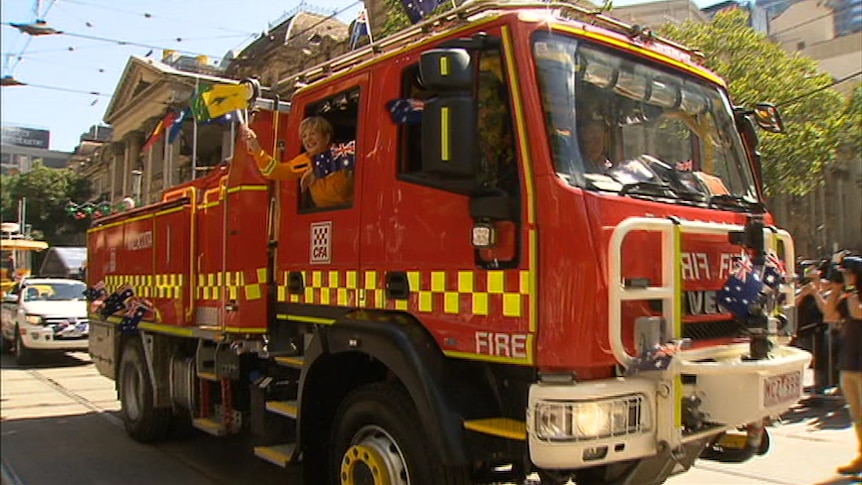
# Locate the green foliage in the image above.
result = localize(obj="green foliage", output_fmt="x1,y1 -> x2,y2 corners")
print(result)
658,9 -> 848,197
0,161 -> 92,245
839,84 -> 862,159
381,0 -> 412,37
379,0 -> 457,38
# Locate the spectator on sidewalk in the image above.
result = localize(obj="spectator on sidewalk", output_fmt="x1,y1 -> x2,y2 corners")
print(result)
803,256 -> 862,475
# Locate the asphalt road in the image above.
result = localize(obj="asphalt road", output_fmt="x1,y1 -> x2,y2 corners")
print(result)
1,351 -> 859,485
0,351 -> 297,485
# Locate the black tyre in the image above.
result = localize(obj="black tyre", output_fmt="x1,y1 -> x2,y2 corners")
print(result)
14,327 -> 35,366
0,334 -> 12,354
331,383 -> 471,485
119,339 -> 172,442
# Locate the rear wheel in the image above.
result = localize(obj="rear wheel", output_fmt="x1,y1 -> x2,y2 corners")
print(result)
14,326 -> 35,365
331,383 -> 471,485
119,339 -> 172,442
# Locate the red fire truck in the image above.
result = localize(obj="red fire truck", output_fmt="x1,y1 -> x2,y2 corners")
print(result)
87,2 -> 811,484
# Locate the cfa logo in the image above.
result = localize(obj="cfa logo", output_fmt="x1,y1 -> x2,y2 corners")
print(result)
310,221 -> 332,264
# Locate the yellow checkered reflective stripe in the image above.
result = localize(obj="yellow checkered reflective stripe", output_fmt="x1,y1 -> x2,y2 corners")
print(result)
102,268 -> 267,303
278,269 -> 531,317
104,273 -> 183,299
196,268 -> 267,301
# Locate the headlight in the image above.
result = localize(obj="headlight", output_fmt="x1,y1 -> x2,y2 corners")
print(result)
535,394 -> 648,442
25,314 -> 43,325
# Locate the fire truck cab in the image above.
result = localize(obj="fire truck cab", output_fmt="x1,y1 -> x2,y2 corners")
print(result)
87,2 -> 811,484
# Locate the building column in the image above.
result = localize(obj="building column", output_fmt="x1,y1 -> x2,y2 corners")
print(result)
124,131 -> 145,199
109,142 -> 125,202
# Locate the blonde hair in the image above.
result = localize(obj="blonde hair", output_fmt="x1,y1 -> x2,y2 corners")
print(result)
299,116 -> 334,141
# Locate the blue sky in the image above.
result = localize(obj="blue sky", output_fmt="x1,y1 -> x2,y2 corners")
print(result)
1,0 -> 725,153
0,0 -> 363,152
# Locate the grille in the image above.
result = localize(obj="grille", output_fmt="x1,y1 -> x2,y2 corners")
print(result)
682,318 -> 742,341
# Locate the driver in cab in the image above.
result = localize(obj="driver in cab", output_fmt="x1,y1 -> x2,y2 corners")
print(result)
578,117 -> 612,173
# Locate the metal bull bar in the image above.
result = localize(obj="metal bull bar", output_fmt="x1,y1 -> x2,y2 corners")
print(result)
607,217 -> 811,448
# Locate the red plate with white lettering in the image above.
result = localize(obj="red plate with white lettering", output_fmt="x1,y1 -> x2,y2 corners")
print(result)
763,371 -> 802,407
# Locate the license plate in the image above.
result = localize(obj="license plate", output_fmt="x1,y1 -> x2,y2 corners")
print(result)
763,371 -> 802,407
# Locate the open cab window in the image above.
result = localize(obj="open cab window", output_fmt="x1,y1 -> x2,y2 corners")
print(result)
534,31 -> 760,210
297,88 -> 361,212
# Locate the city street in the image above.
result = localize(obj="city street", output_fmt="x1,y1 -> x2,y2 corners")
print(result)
1,351 -> 859,485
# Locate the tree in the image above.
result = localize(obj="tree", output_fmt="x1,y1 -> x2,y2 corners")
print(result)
0,161 -> 92,246
658,8 -> 848,197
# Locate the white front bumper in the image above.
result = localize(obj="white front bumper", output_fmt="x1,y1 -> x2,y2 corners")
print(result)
18,322 -> 89,351
527,344 -> 811,469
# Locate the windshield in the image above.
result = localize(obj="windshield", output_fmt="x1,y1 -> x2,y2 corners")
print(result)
533,32 -> 758,206
22,282 -> 86,302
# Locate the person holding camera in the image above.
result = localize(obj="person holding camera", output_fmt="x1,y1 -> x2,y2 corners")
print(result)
802,254 -> 862,475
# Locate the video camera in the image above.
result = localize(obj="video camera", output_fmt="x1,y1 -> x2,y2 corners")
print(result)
823,252 -> 862,283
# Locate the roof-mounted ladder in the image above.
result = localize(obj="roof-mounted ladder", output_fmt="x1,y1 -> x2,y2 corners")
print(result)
273,0 -> 704,94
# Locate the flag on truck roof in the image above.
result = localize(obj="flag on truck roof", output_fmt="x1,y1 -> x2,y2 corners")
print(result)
350,7 -> 372,50
401,0 -> 445,24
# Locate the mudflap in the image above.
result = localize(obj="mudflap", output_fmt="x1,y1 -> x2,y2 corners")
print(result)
700,423 -> 768,463
581,439 -> 707,485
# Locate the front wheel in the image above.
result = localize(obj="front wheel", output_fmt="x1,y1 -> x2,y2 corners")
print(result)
331,383 -> 470,485
119,339 -> 172,442
14,326 -> 35,365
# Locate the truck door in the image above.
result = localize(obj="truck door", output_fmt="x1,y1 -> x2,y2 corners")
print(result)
365,34 -> 534,365
275,76 -> 368,325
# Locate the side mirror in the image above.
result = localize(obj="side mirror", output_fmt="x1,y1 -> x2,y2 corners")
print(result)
753,103 -> 785,134
419,47 -> 478,180
420,48 -> 473,91
421,97 -> 478,178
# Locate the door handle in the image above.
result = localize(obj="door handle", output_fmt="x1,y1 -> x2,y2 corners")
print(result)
386,272 -> 410,300
287,271 -> 304,294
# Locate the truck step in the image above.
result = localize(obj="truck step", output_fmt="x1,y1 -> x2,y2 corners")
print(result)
197,371 -> 218,381
192,417 -> 227,436
265,400 -> 299,419
463,418 -> 527,440
274,356 -> 304,368
254,443 -> 296,467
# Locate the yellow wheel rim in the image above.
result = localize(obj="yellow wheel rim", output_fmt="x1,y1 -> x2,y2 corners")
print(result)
340,444 -> 392,485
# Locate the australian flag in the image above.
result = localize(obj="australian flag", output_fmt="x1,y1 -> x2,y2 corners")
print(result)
350,7 -> 371,50
313,141 -> 355,179
762,250 -> 786,290
718,255 -> 764,318
401,0 -> 446,23
120,297 -> 153,333
386,98 -> 424,125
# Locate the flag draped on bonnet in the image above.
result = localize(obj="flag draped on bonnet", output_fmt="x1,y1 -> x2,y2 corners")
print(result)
717,250 -> 786,319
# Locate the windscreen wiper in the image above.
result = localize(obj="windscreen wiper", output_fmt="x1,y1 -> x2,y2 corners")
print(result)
619,181 -> 677,198
708,194 -> 765,213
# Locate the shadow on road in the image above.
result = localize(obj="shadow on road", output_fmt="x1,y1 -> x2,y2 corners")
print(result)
812,475 -> 862,485
0,351 -> 92,370
777,394 -> 851,430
